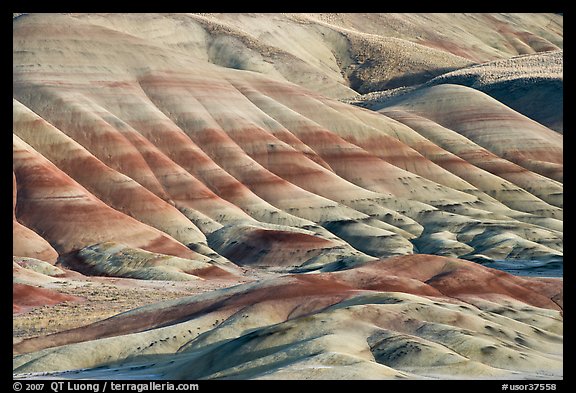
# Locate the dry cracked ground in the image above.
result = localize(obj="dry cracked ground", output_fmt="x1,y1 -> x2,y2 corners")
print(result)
13,13 -> 563,380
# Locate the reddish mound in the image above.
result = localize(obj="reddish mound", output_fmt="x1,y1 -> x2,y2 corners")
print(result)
13,283 -> 83,315
344,255 -> 562,311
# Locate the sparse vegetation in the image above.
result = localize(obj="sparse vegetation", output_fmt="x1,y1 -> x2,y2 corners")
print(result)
14,281 -> 206,340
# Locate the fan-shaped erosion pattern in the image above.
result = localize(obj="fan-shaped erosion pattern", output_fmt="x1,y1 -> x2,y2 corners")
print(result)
13,13 -> 562,380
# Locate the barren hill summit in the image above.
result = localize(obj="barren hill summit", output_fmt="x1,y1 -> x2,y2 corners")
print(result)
13,13 -> 562,380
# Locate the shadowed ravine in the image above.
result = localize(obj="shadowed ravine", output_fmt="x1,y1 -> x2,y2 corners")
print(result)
13,13 -> 562,380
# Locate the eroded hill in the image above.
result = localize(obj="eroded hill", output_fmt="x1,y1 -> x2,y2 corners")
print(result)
13,13 -> 563,380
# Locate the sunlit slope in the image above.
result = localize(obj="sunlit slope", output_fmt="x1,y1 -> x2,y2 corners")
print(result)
13,14 -> 562,274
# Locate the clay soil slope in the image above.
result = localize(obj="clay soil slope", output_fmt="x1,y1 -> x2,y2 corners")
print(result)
13,13 -> 562,380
